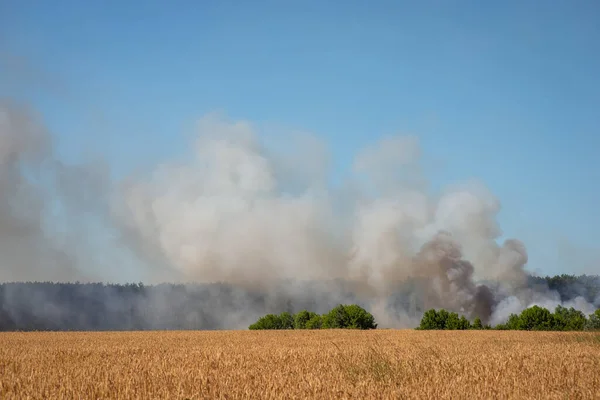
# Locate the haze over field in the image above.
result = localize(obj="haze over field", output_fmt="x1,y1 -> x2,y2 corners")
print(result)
1,2 -> 599,329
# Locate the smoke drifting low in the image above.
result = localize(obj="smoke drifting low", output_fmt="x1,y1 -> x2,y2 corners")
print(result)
0,101 -> 597,329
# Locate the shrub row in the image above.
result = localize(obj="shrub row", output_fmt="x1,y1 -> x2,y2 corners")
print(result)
249,304 -> 377,330
417,309 -> 484,330
418,306 -> 600,331
495,305 -> 600,331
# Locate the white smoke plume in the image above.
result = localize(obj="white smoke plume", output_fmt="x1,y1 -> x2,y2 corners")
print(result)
0,102 -> 596,328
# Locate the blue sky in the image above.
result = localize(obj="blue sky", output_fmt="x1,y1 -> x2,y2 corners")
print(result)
1,1 -> 599,276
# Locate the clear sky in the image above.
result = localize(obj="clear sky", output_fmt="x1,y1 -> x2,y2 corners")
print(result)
1,1 -> 599,276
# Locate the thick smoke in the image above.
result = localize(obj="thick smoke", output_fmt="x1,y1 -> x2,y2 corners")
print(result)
0,102 -> 597,329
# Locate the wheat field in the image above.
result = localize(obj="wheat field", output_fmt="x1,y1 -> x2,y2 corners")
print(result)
1,330 -> 599,399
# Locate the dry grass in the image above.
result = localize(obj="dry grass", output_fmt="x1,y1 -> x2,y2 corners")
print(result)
1,330 -> 599,399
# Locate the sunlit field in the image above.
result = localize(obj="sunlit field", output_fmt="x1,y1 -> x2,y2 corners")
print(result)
1,330 -> 599,399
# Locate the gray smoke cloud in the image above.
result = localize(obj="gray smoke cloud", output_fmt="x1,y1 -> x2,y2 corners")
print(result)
0,100 -> 81,282
0,102 -> 597,329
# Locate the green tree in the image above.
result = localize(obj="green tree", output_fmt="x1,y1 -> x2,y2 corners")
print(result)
505,313 -> 521,330
553,305 -> 587,331
445,312 -> 461,330
418,309 -> 440,330
518,306 -> 555,331
437,309 -> 450,329
419,309 -> 451,330
344,304 -> 377,329
472,317 -> 483,330
305,314 -> 323,329
279,312 -> 294,330
248,314 -> 282,330
585,309 -> 600,331
458,315 -> 472,330
322,305 -> 348,329
321,304 -> 377,329
294,310 -> 318,329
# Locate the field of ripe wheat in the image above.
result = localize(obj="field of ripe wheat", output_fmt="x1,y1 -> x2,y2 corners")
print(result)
1,330 -> 599,399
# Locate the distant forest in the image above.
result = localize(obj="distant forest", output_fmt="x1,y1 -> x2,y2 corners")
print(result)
527,274 -> 599,303
0,274 -> 598,331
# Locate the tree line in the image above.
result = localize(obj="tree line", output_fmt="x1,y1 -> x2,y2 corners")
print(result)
527,274 -> 600,304
249,304 -> 377,330
418,306 -> 600,331
0,274 -> 597,331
